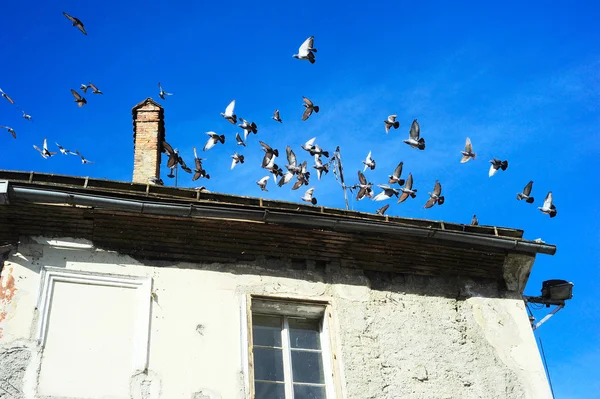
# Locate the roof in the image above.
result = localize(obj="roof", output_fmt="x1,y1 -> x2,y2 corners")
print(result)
0,170 -> 556,283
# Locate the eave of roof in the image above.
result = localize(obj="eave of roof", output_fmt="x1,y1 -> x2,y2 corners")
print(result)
0,170 -> 556,258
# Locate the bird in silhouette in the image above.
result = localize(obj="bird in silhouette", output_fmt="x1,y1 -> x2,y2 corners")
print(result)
257,175 -> 271,191
75,150 -> 94,164
192,147 -> 210,180
398,173 -> 417,203
203,132 -> 225,151
384,115 -> 400,134
424,180 -> 444,208
71,89 -> 87,107
388,162 -> 405,185
63,12 -> 87,35
471,214 -> 479,225
403,119 -> 425,150
231,152 -> 245,170
158,82 -> 173,100
0,88 -> 15,104
301,96 -> 320,121
0,126 -> 16,139
272,109 -> 282,123
517,181 -> 535,203
33,138 -> 57,159
376,204 -> 390,216
489,158 -> 508,177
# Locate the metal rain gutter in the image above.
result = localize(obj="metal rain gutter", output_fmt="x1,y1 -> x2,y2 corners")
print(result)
4,184 -> 557,256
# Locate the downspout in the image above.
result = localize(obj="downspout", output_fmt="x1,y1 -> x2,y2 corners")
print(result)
5,185 -> 557,256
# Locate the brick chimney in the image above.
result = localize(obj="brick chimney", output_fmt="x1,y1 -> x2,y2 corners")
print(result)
132,98 -> 165,184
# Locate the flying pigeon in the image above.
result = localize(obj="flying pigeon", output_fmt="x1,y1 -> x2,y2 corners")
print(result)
293,36 -> 317,64
356,170 -> 373,200
238,118 -> 258,140
63,12 -> 87,35
471,214 -> 479,225
301,187 -> 317,205
398,173 -> 417,203
488,158 -> 508,177
373,185 -> 400,201
56,142 -> 76,155
388,162 -> 405,185
158,82 -> 173,100
71,89 -> 87,107
376,204 -> 390,216
203,132 -> 225,151
517,181 -> 535,203
235,132 -> 247,147
285,146 -> 301,173
220,100 -> 237,124
33,138 -> 57,159
257,175 -> 271,191
149,177 -> 164,186
231,152 -> 245,170
301,96 -> 320,121
424,180 -> 444,208
460,137 -> 476,163
272,109 -> 282,123
88,83 -> 103,94
21,110 -> 32,121
404,119 -> 425,150
278,171 -> 295,187
538,192 -> 557,218
75,150 -> 94,164
292,171 -> 310,190
0,126 -> 16,139
80,84 -> 89,93
192,147 -> 210,180
313,155 -> 330,180
0,88 -> 15,104
301,137 -> 317,153
260,141 -> 279,169
362,151 -> 376,172
310,142 -> 329,158
162,141 -> 179,168
384,115 -> 400,134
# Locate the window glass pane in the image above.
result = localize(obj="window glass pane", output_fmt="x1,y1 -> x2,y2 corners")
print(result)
253,315 -> 282,347
293,384 -> 326,399
255,381 -> 286,399
291,351 -> 325,384
254,347 -> 285,382
289,318 -> 321,350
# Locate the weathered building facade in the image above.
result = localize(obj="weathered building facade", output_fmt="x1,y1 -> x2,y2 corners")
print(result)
0,99 -> 556,399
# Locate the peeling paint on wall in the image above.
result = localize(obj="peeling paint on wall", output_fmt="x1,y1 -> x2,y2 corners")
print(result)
0,266 -> 17,341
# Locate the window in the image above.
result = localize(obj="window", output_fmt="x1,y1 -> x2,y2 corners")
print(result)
246,297 -> 336,399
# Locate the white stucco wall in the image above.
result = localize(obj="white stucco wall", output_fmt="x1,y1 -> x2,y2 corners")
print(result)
0,236 -> 552,399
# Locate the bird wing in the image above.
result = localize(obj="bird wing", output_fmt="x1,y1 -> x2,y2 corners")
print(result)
299,37 -> 313,55
89,83 -> 99,92
162,141 -> 174,155
488,164 -> 498,177
71,89 -> 82,100
377,184 -> 391,189
224,100 -> 235,116
302,107 -> 313,121
409,119 -> 420,140
543,192 -> 553,208
43,138 -> 48,151
203,137 -> 215,151
524,181 -> 533,196
392,162 -> 403,179
235,132 -> 244,145
63,12 -> 76,23
405,173 -> 413,189
259,141 -> 273,152
388,115 -> 397,122
377,204 -> 390,215
424,197 -> 436,208
397,192 -> 409,203
358,170 -> 367,185
304,137 -> 316,148
259,176 -> 270,185
33,145 -> 42,153
262,152 -> 274,168
304,187 -> 314,198
231,157 -> 238,170
365,151 -> 372,163
286,146 -> 297,166
465,137 -> 472,153
314,154 -> 323,167
76,150 -> 84,159
302,96 -> 314,107
77,24 -> 87,35
372,191 -> 388,201
433,180 -> 442,196
274,109 -> 280,119
460,155 -> 470,163
385,123 -> 391,134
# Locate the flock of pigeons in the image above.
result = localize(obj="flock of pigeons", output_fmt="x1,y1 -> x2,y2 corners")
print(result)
1,14 -> 558,221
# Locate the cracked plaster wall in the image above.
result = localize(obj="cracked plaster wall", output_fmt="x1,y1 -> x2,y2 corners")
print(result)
0,236 -> 551,399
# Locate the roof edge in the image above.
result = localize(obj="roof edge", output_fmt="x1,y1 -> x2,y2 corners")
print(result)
1,182 -> 557,257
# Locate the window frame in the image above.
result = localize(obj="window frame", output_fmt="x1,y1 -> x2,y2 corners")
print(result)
243,294 -> 339,399
36,266 -> 153,373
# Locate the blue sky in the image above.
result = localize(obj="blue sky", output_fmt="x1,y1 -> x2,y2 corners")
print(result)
1,1 -> 599,396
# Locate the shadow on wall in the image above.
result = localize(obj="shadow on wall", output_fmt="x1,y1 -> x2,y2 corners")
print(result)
9,235 -> 505,300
